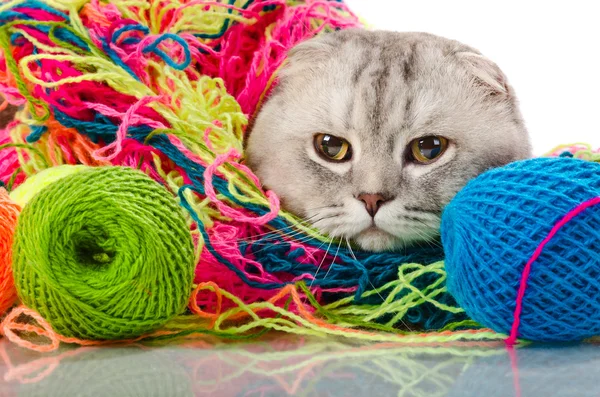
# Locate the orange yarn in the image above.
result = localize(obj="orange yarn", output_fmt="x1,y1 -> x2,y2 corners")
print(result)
44,118 -> 111,167
0,188 -> 20,315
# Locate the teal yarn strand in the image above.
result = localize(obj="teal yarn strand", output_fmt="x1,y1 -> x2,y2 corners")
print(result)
12,167 -> 196,340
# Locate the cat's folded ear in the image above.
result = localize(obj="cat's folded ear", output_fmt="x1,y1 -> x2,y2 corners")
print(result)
456,52 -> 511,97
280,36 -> 335,79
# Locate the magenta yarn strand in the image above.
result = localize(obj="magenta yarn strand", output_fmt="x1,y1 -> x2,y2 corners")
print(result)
506,196 -> 600,345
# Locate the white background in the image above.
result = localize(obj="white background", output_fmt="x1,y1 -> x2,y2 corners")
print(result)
344,0 -> 600,155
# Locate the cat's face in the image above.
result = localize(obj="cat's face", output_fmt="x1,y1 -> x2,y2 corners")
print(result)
246,30 -> 531,251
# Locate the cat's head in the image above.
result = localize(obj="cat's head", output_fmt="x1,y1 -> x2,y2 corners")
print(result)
245,30 -> 531,251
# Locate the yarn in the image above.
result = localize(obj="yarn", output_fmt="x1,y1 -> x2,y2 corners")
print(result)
442,157 -> 600,342
0,188 -> 20,316
0,0 -> 533,352
0,0 -> 470,345
9,164 -> 86,207
544,143 -> 600,162
12,166 -> 196,340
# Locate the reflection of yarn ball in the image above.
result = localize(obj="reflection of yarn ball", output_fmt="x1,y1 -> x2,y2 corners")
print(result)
442,158 -> 600,342
17,348 -> 191,397
12,167 -> 195,340
447,345 -> 600,397
0,189 -> 20,315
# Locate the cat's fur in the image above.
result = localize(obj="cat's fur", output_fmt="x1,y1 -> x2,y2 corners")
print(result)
246,30 -> 531,251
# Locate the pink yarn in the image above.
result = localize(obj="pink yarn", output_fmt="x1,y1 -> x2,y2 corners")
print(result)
203,148 -> 280,225
0,123 -> 26,188
506,196 -> 600,345
545,145 -> 600,157
0,0 -> 362,316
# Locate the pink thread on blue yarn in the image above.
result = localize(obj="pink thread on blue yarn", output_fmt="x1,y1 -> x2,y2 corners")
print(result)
506,196 -> 600,345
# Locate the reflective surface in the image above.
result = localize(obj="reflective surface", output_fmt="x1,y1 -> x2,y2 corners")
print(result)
0,337 -> 598,396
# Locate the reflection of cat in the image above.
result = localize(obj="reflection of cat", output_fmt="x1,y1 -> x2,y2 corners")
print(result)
246,30 -> 531,251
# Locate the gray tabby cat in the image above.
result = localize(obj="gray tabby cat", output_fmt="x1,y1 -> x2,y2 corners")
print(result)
245,29 -> 531,251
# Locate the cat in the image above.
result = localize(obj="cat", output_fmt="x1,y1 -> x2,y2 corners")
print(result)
245,29 -> 531,252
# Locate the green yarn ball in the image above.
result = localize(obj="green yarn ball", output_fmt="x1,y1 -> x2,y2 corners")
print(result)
12,166 -> 195,340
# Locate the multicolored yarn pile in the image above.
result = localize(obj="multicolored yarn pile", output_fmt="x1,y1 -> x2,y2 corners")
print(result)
0,0 -> 487,351
1,0 -> 598,351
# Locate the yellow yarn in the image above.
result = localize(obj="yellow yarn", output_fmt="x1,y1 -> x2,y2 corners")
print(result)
10,165 -> 87,207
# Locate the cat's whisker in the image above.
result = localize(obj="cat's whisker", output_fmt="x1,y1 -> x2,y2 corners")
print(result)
403,206 -> 442,216
404,217 -> 443,249
309,231 -> 337,289
206,213 -> 344,258
344,237 -> 411,329
412,228 -> 441,250
311,213 -> 343,226
305,204 -> 343,212
246,231 -> 327,257
214,233 -> 315,256
346,240 -> 413,331
236,214 -> 320,241
205,214 -> 324,248
295,234 -> 332,285
322,239 -> 342,282
239,229 -> 321,256
397,211 -> 441,222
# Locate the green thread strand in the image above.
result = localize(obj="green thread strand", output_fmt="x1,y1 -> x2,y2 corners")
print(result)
0,29 -> 50,121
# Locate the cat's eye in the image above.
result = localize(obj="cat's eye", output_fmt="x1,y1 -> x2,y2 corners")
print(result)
314,134 -> 352,162
408,136 -> 448,164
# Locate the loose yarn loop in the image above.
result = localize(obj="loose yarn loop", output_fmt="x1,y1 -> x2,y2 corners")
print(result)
443,157 -> 600,342
0,188 -> 20,316
12,166 -> 196,340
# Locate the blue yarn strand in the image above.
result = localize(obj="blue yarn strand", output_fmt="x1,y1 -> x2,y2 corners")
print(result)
25,125 -> 47,143
142,33 -> 191,70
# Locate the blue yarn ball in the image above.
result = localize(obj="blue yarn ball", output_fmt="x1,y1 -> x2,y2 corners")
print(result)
441,157 -> 600,342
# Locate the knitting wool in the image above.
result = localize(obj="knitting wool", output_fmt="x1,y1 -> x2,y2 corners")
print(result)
6,0 -> 598,350
442,157 -> 600,342
0,0 -> 472,347
9,164 -> 86,206
12,166 -> 196,340
0,188 -> 20,315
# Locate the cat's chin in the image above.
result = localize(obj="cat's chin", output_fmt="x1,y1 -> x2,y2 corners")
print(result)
353,227 -> 404,252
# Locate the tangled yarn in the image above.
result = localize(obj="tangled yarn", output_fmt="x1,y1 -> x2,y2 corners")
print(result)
442,157 -> 600,342
0,188 -> 20,316
12,166 -> 196,340
0,0 -> 597,348
0,0 -> 469,344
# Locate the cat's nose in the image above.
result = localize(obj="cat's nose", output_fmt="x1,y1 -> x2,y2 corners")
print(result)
357,193 -> 389,217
